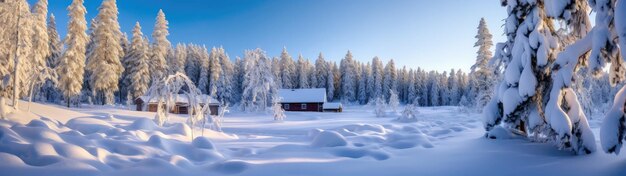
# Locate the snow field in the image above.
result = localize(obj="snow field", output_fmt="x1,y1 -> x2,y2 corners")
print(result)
0,102 -> 478,175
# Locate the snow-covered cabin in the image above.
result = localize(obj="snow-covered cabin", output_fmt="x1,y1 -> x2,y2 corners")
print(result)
322,102 -> 343,112
135,94 -> 220,115
278,88 -> 339,112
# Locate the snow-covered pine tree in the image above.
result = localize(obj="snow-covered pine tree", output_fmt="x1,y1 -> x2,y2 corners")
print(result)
171,43 -> 187,75
57,0 -> 88,107
371,57 -> 384,99
439,71 -> 449,105
326,62 -> 335,101
217,47 -> 233,104
484,0 -> 596,154
358,62 -> 370,104
118,32 -> 130,101
185,44 -> 201,84
470,17 -> 495,111
31,0 -> 49,74
296,54 -> 310,89
429,71 -> 440,106
125,22 -> 150,99
340,51 -> 357,103
150,9 -> 170,82
208,47 -> 221,95
233,56 -> 245,103
314,53 -> 328,89
8,0 -> 35,109
197,46 -> 210,93
241,48 -> 276,112
41,13 -> 62,102
271,57 -> 281,87
382,59 -> 397,100
86,0 -> 124,105
448,69 -> 460,105
407,69 -> 417,104
279,47 -> 296,89
399,66 -> 409,103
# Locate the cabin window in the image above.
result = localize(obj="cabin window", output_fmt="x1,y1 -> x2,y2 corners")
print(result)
284,104 -> 289,109
301,104 -> 307,109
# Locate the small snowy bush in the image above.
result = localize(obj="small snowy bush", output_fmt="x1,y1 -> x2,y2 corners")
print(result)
388,90 -> 399,113
374,97 -> 386,118
398,103 -> 419,123
272,97 -> 286,121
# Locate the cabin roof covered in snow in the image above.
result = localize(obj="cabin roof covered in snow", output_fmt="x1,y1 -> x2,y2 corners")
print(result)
323,102 -> 342,109
278,88 -> 327,103
138,94 -> 219,105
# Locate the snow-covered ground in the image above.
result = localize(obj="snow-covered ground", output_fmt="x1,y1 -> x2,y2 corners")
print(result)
1,101 -> 625,176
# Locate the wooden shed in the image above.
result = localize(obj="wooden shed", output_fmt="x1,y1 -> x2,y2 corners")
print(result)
135,94 -> 220,115
323,102 -> 343,112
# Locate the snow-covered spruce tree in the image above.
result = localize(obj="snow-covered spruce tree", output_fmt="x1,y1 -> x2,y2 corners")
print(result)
233,57 -> 245,103
326,62 -> 335,101
438,71 -> 449,105
7,0 -> 35,109
150,9 -> 170,83
340,51 -> 357,103
484,0 -> 597,154
388,89 -> 399,113
241,48 -> 276,112
86,0 -> 124,105
271,57 -> 281,86
279,47 -> 296,89
125,22 -> 150,99
197,46 -> 211,93
41,13 -> 62,102
371,57 -> 384,99
31,0 -> 50,75
599,0 -> 626,155
170,43 -> 187,75
470,19 -> 496,112
358,63 -> 370,104
448,69 -> 460,105
185,44 -> 201,84
382,59 -> 397,100
57,0 -> 88,107
407,69 -> 417,104
428,71 -> 440,106
296,54 -> 311,89
314,53 -> 328,89
118,33 -> 130,101
217,47 -> 234,104
208,47 -> 222,96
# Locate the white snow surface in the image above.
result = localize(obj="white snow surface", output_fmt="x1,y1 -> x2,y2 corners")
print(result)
0,101 -> 625,175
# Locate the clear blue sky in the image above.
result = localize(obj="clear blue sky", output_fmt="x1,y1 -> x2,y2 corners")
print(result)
42,0 -> 506,72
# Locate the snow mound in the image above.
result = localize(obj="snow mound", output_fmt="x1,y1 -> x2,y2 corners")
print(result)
66,117 -> 114,134
311,131 -> 348,147
192,136 -> 215,149
486,126 -> 515,139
